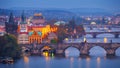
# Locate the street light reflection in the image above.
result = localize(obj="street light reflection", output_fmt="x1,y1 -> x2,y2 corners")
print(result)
86,57 -> 90,68
23,56 -> 29,64
97,57 -> 101,68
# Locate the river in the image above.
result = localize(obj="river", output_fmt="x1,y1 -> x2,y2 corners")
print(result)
0,46 -> 120,68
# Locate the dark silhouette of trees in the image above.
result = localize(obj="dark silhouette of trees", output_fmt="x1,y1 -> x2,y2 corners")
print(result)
0,34 -> 21,59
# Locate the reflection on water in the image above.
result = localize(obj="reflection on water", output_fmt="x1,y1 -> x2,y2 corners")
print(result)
97,57 -> 101,68
70,57 -> 74,68
23,56 -> 29,68
1,47 -> 120,68
23,56 -> 29,64
45,57 -> 50,68
86,57 -> 90,68
1,56 -> 120,68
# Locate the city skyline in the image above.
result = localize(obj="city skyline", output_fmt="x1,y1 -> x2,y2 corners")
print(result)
0,0 -> 120,11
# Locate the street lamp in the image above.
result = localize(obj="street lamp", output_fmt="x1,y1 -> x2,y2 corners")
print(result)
84,37 -> 87,43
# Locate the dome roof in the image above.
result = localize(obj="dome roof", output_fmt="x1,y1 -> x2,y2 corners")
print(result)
54,21 -> 66,26
32,13 -> 44,19
91,22 -> 96,25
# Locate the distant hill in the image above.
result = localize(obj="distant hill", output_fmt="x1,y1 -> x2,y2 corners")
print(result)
0,8 -> 116,16
69,8 -> 112,16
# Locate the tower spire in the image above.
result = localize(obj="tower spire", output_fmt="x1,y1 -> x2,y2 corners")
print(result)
9,12 -> 14,23
21,10 -> 26,22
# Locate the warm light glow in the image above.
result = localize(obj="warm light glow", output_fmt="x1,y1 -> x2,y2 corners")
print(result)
43,52 -> 49,57
65,38 -> 69,41
45,56 -> 50,62
23,56 -> 29,64
17,13 -> 58,44
97,57 -> 101,64
34,13 -> 42,16
84,37 -> 87,42
44,46 -> 50,49
86,57 -> 90,62
104,37 -> 107,43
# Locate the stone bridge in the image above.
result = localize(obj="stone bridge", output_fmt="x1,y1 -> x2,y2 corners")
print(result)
84,25 -> 120,38
21,43 -> 120,56
85,32 -> 120,38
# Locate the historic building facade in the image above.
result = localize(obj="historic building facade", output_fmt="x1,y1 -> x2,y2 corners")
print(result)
5,12 -> 18,35
18,13 -> 57,44
0,21 -> 6,36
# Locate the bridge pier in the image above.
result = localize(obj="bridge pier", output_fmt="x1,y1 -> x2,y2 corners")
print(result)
106,53 -> 115,56
106,49 -> 115,57
80,44 -> 89,57
80,52 -> 89,57
55,49 -> 64,56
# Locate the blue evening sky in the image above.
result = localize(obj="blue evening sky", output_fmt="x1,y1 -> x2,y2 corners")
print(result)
0,0 -> 120,10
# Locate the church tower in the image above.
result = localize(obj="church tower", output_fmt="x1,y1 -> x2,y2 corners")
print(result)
19,11 -> 28,32
5,12 -> 17,34
18,11 -> 29,44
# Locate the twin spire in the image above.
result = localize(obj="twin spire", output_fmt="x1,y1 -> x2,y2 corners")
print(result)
21,10 -> 26,22
20,10 -> 27,24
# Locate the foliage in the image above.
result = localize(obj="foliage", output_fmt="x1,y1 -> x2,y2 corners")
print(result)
56,24 -> 68,43
0,34 -> 21,58
51,38 -> 57,44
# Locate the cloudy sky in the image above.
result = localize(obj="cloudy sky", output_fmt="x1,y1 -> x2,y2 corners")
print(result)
0,0 -> 120,10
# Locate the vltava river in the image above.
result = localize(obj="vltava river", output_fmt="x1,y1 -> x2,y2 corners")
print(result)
0,56 -> 120,68
0,47 -> 120,68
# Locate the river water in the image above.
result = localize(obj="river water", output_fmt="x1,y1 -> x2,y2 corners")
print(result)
0,55 -> 120,68
0,46 -> 120,68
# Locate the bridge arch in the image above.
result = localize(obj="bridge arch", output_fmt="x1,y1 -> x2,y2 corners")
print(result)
115,47 -> 120,56
22,46 -> 31,53
63,46 -> 80,57
39,45 -> 56,56
88,46 -> 107,56
39,45 -> 55,52
85,34 -> 93,38
96,33 -> 114,38
119,35 -> 120,38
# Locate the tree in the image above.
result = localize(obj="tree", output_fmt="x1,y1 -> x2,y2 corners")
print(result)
0,34 -> 21,59
56,24 -> 68,43
51,38 -> 57,44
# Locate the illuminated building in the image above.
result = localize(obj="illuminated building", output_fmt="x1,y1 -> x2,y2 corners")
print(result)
0,21 -> 6,36
18,13 -> 57,44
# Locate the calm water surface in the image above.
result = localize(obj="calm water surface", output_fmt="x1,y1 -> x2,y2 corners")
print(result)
0,47 -> 120,68
0,56 -> 120,68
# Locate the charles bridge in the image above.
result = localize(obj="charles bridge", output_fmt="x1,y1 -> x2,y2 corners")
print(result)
21,42 -> 120,56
